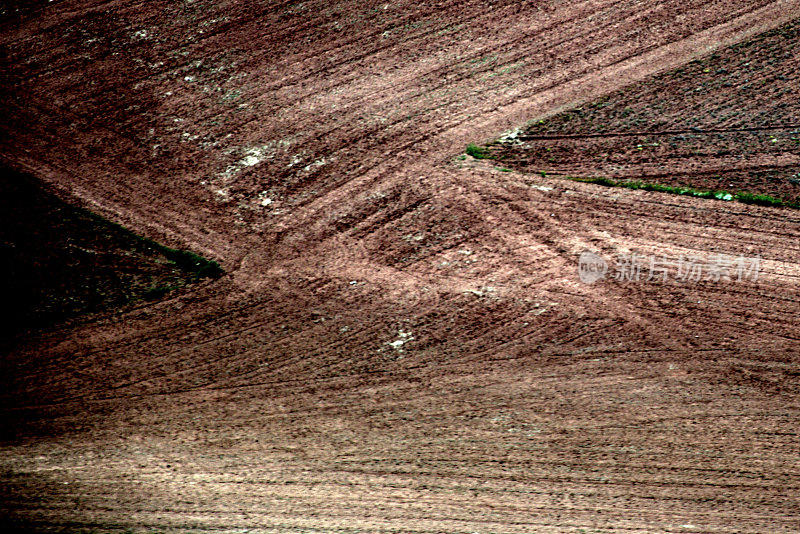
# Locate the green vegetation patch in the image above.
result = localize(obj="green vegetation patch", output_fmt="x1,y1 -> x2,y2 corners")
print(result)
465,143 -> 494,159
569,176 -> 799,209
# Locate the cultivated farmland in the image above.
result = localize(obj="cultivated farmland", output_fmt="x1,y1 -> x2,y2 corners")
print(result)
1,0 -> 799,532
478,18 -> 800,204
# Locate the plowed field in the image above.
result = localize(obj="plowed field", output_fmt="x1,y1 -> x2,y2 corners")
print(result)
1,0 -> 799,532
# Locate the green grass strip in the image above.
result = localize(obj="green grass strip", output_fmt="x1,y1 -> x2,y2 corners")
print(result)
567,176 -> 800,209
465,143 -> 495,159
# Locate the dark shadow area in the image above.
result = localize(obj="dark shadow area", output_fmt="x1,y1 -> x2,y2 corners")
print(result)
0,166 -> 223,345
0,1 -> 52,22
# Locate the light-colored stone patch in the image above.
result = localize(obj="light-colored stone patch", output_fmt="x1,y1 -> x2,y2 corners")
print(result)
302,157 -> 326,172
387,331 -> 414,352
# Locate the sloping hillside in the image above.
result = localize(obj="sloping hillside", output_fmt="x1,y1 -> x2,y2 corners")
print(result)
0,1 -> 799,532
481,18 -> 800,203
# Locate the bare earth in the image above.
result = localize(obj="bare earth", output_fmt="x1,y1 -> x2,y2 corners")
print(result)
1,0 -> 799,532
484,17 -> 800,203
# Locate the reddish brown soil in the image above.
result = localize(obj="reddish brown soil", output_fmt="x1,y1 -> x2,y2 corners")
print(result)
1,0 -> 800,532
485,18 -> 800,202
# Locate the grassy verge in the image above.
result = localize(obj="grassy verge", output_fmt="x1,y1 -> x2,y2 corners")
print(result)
567,176 -> 799,209
465,143 -> 495,159
461,138 -> 799,210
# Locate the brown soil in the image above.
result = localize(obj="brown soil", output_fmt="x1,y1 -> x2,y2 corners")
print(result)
484,18 -> 800,202
1,0 -> 799,532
